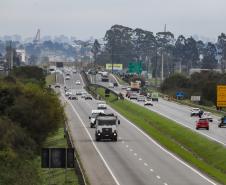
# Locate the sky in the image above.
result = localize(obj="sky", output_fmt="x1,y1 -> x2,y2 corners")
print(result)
0,0 -> 226,41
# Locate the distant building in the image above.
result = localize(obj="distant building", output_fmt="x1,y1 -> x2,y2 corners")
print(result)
16,49 -> 26,64
0,54 -> 6,71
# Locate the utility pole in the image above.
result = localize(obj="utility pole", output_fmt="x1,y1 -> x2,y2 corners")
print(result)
111,44 -> 114,74
161,51 -> 164,81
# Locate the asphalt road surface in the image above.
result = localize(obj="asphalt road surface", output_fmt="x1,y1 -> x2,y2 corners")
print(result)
94,73 -> 226,147
56,71 -> 218,185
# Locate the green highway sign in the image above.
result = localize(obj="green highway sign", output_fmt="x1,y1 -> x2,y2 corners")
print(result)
128,61 -> 142,74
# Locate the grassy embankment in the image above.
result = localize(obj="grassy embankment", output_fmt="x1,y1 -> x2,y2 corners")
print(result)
91,86 -> 226,185
46,74 -> 56,86
38,128 -> 79,185
37,74 -> 79,185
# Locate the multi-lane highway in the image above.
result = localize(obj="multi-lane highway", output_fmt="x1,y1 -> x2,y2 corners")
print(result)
57,71 -> 218,185
94,73 -> 226,146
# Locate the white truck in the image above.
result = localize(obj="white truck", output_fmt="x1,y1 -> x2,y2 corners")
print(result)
95,113 -> 120,141
89,110 -> 105,128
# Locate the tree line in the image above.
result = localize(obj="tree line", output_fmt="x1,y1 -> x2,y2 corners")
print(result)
0,66 -> 66,185
94,25 -> 226,77
160,71 -> 226,106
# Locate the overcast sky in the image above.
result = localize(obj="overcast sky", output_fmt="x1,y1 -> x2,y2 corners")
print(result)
0,0 -> 225,40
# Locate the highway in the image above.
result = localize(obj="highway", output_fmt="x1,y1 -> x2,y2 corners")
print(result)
93,73 -> 226,146
57,71 -> 218,185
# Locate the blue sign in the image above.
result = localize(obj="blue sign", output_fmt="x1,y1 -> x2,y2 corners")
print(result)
176,91 -> 184,98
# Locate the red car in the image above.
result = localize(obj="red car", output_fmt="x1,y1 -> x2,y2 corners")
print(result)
196,118 -> 209,130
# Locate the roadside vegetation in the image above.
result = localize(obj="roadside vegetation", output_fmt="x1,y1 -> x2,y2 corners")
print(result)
91,86 -> 226,184
161,71 -> 226,106
38,127 -> 79,185
0,66 -> 66,185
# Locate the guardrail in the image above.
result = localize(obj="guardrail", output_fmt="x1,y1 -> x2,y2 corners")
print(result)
65,120 -> 88,185
80,71 -> 124,100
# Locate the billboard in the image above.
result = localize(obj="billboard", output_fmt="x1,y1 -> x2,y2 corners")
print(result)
106,64 -> 123,71
217,85 -> 226,107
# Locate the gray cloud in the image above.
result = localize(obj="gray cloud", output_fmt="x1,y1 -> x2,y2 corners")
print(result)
0,0 -> 225,40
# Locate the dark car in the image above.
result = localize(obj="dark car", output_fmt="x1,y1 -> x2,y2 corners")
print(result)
218,116 -> 226,128
196,118 -> 209,130
68,95 -> 78,100
55,83 -> 61,88
85,95 -> 92,100
113,82 -> 118,87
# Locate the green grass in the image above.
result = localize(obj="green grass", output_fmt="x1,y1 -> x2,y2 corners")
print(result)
38,127 -> 79,185
46,74 -> 56,86
94,86 -> 226,185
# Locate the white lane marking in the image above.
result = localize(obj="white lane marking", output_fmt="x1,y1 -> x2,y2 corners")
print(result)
144,163 -> 148,166
139,158 -> 142,161
107,107 -> 217,185
134,153 -> 137,156
126,145 -> 129,148
150,169 -> 154,172
164,183 -> 168,185
129,149 -> 133,152
62,93 -> 121,185
156,175 -> 161,179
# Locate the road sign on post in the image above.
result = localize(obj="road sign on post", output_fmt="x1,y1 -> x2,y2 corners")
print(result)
128,61 -> 142,75
217,85 -> 226,107
41,148 -> 75,168
191,96 -> 201,102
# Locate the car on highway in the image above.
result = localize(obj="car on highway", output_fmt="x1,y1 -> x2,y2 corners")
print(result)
65,90 -> 72,96
218,116 -> 226,128
137,95 -> 145,102
95,113 -> 120,141
76,91 -> 82,96
121,86 -> 128,90
66,73 -> 70,76
65,76 -> 70,80
126,87 -> 131,91
85,94 -> 93,100
129,93 -> 137,100
81,92 -> 88,98
89,110 -> 105,128
202,112 -> 213,122
190,108 -> 201,117
108,82 -> 114,88
75,80 -> 81,85
144,100 -> 153,106
68,94 -> 78,100
97,101 -> 107,109
72,69 -> 77,73
54,83 -> 61,88
196,118 -> 209,130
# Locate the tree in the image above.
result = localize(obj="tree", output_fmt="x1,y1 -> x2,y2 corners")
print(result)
217,33 -> 226,71
202,42 -> 217,69
91,39 -> 101,67
104,25 -> 134,68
